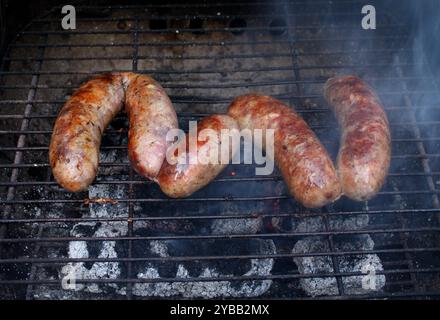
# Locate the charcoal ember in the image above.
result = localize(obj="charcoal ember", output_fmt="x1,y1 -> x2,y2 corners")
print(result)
63,180 -> 276,299
64,219 -> 126,294
129,239 -> 275,298
59,177 -> 129,294
63,240 -> 121,294
292,234 -> 386,296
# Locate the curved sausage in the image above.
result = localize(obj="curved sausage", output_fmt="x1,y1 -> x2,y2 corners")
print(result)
228,94 -> 341,208
49,72 -> 177,192
49,73 -> 125,192
124,73 -> 178,180
157,115 -> 239,198
324,75 -> 391,201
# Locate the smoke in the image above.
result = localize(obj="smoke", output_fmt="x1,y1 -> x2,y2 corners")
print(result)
389,0 -> 440,165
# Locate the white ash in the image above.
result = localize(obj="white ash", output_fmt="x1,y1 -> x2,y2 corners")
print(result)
60,162 -> 129,294
131,239 -> 275,298
289,214 -> 369,233
210,203 -> 264,235
62,240 -> 120,293
57,175 -> 275,298
210,217 -> 263,235
68,240 -> 89,259
149,240 -> 169,257
292,234 -> 386,297
87,181 -> 128,219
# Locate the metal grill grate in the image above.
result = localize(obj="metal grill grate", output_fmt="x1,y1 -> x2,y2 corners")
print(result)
1,0 -> 440,299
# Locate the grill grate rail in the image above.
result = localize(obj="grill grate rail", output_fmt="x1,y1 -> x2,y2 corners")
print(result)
0,0 -> 440,299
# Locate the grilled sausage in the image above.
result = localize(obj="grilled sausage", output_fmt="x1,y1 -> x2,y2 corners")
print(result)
124,73 -> 178,180
157,115 -> 239,198
49,72 -> 177,192
49,73 -> 125,192
324,75 -> 391,201
228,94 -> 341,208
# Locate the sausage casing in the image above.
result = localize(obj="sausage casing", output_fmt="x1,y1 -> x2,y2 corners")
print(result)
157,115 -> 239,198
324,75 -> 391,201
49,73 -> 125,192
50,72 -> 177,192
124,73 -> 178,180
228,94 -> 341,208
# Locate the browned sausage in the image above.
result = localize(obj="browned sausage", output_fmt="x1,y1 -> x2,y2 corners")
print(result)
124,73 -> 178,180
49,73 -> 125,192
157,115 -> 239,198
324,75 -> 391,201
49,72 -> 177,192
228,94 -> 341,208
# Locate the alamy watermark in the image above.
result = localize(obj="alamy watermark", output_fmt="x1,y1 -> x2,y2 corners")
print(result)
61,4 -> 377,32
61,264 -> 79,290
361,263 -> 378,290
61,5 -> 76,30
362,4 -> 376,30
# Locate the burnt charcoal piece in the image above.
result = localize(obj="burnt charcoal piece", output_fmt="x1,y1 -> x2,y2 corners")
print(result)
292,235 -> 386,297
131,239 -> 276,298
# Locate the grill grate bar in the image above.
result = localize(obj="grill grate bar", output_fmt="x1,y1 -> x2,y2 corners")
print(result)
1,246 -> 439,264
3,119 -> 440,133
0,75 -> 434,90
0,37 -> 47,259
32,15 -> 405,28
1,208 -> 440,224
2,267 -> 440,285
13,29 -> 411,51
10,42 -> 413,50
0,91 -> 436,105
5,139 -> 440,153
323,208 -> 345,295
2,189 -> 440,204
125,15 -> 141,300
2,103 -> 440,119
1,104 -> 438,116
5,51 -> 421,63
1,227 -> 439,243
34,14 -> 384,23
0,63 -> 424,77
46,1 -> 370,9
3,157 -> 440,170
2,170 -> 440,186
18,25 -> 408,36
